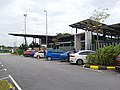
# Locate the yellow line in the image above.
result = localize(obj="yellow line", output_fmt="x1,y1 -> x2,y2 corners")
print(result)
90,65 -> 98,70
107,66 -> 116,70
82,65 -> 85,68
8,83 -> 13,88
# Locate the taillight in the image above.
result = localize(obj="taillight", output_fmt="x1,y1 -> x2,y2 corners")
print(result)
70,55 -> 75,57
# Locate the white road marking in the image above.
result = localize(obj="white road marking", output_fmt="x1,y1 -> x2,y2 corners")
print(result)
0,76 -> 9,80
0,53 -> 11,55
9,75 -> 22,90
94,70 -> 102,73
4,68 -> 7,71
1,65 -> 3,67
0,69 -> 6,72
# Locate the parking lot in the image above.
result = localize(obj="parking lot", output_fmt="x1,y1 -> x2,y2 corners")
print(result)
0,54 -> 21,90
0,54 -> 120,90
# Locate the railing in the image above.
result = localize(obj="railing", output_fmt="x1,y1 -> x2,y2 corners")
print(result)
92,40 -> 120,50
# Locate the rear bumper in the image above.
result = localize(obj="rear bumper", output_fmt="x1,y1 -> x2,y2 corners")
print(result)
70,59 -> 76,64
24,54 -> 30,57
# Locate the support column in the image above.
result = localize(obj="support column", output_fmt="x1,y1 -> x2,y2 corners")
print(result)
33,38 -> 35,49
74,34 -> 81,51
103,30 -> 106,41
74,28 -> 77,50
76,28 -> 77,33
39,38 -> 41,50
24,37 -> 27,46
85,31 -> 92,50
35,38 -> 36,43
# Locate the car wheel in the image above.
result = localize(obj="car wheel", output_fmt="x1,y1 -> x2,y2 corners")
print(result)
77,59 -> 83,65
47,57 -> 52,61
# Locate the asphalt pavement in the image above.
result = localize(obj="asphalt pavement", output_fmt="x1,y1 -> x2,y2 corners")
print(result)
0,54 -> 120,90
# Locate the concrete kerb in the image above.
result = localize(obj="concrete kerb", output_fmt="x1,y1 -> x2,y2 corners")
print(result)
83,64 -> 116,70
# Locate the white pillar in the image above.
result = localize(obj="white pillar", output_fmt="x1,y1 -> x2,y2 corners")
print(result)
85,31 -> 92,50
74,34 -> 81,51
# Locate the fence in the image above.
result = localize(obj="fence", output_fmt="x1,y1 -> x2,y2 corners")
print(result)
92,40 -> 120,50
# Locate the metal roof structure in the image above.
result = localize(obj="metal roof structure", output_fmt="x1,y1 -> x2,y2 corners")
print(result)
8,33 -> 74,44
9,33 -> 55,44
9,33 -> 55,38
69,19 -> 120,37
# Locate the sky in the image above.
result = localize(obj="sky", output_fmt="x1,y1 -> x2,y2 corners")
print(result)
0,0 -> 120,46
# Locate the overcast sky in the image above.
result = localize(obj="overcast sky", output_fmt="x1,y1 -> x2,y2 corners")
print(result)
0,0 -> 120,46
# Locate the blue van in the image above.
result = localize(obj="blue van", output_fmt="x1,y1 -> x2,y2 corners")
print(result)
46,50 -> 65,60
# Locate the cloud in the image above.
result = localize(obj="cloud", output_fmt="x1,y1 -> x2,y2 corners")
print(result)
0,0 -> 120,46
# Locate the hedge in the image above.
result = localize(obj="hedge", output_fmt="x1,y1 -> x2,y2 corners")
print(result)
86,45 -> 120,66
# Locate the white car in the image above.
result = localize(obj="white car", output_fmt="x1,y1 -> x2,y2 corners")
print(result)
69,50 -> 95,65
34,50 -> 45,58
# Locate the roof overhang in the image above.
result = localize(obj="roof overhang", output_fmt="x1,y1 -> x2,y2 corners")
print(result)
8,33 -> 55,39
69,19 -> 120,36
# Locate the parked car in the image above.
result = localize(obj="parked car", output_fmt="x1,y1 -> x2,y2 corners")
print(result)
23,50 -> 36,57
69,50 -> 95,65
60,51 -> 74,61
46,50 -> 65,60
115,54 -> 120,69
34,50 -> 45,58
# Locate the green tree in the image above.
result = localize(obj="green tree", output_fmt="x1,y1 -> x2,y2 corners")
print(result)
89,8 -> 110,49
19,43 -> 28,51
29,41 -> 39,49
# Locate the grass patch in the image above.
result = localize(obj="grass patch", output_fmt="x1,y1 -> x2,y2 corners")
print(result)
0,80 -> 10,90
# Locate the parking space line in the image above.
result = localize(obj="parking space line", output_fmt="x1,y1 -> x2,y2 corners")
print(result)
4,68 -> 7,71
94,70 -> 102,73
0,68 -> 7,72
0,69 -> 5,72
0,76 -> 9,80
9,75 -> 22,90
1,64 -> 4,67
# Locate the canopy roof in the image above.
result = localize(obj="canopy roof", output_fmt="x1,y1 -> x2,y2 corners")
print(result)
69,19 -> 120,36
9,33 -> 55,44
9,33 -> 55,39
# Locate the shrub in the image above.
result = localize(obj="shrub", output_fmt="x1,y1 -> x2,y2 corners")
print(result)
16,49 -> 23,55
86,45 -> 120,65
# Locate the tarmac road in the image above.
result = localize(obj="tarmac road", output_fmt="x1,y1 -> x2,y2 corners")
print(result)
0,54 -> 120,90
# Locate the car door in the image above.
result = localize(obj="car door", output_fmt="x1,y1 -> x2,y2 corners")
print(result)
48,51 -> 58,59
78,51 -> 88,63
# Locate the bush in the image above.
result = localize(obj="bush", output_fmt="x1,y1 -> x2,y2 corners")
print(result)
16,49 -> 23,55
86,45 -> 120,65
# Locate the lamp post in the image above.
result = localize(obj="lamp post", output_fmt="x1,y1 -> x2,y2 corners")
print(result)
24,14 -> 27,34
44,10 -> 48,48
23,14 -> 27,47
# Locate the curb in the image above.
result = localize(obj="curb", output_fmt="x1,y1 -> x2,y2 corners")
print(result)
83,64 -> 116,70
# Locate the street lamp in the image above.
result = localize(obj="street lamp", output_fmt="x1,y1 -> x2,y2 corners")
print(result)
24,14 -> 27,34
44,10 -> 48,48
23,14 -> 27,46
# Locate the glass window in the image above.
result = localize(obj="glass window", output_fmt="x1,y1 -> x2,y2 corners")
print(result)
79,51 -> 95,55
79,52 -> 88,55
